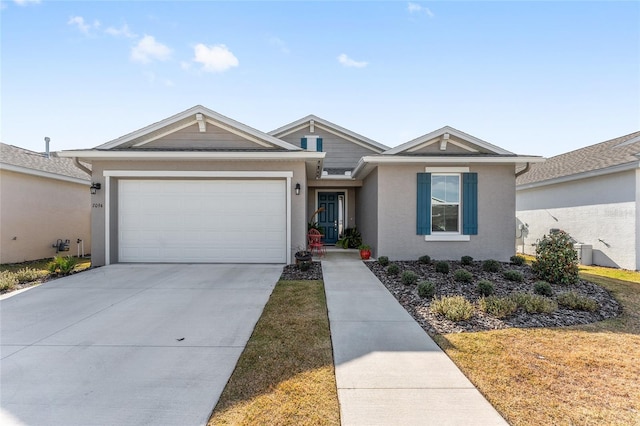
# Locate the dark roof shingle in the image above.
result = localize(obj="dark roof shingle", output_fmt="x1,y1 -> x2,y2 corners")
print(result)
516,131 -> 640,186
0,143 -> 90,181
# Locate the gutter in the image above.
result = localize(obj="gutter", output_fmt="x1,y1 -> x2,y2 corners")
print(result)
515,162 -> 530,178
73,157 -> 92,176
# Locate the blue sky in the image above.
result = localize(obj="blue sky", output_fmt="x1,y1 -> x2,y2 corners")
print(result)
2,0 -> 639,157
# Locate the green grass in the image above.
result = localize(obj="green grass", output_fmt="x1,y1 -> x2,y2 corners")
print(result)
209,280 -> 340,425
0,256 -> 91,293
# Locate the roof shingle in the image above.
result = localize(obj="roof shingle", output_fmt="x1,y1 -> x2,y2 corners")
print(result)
1,143 -> 90,181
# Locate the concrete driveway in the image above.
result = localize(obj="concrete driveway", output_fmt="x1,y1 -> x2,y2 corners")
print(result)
0,264 -> 282,426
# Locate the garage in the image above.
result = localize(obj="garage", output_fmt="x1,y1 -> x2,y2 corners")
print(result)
118,179 -> 287,263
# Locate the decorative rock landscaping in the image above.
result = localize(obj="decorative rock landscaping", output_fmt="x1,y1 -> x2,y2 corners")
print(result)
366,260 -> 622,334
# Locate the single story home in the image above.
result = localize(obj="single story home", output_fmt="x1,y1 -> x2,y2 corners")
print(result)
60,105 -> 542,266
0,143 -> 91,264
516,130 -> 640,270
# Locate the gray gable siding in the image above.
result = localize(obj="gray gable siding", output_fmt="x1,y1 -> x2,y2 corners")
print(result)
411,143 -> 476,155
280,128 -> 378,170
131,123 -> 272,150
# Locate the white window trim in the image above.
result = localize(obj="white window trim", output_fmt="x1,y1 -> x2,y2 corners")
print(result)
102,170 -> 293,265
425,166 -> 471,242
305,135 -> 319,152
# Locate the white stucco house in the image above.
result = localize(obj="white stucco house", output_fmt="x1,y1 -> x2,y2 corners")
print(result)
0,143 -> 91,263
516,130 -> 640,270
59,105 -> 542,266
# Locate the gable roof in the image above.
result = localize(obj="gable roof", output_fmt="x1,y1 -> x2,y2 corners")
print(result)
97,105 -> 301,151
0,143 -> 90,183
384,126 -> 515,156
269,114 -> 390,153
516,130 -> 640,187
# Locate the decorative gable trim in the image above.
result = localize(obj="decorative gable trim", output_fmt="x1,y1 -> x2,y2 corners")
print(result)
97,105 -> 300,151
384,126 -> 513,155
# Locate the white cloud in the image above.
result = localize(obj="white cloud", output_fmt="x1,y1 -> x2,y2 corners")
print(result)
338,53 -> 368,68
131,35 -> 172,64
105,24 -> 136,38
407,2 -> 434,17
193,43 -> 239,73
13,0 -> 41,5
268,36 -> 290,54
67,16 -> 91,34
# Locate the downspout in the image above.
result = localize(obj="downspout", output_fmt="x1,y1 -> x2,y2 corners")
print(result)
515,162 -> 530,178
72,157 -> 92,176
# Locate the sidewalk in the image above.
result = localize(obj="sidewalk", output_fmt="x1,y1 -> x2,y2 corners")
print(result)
322,251 -> 508,426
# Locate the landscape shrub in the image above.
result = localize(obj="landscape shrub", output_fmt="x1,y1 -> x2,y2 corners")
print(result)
0,271 -> 18,291
557,292 -> 598,312
435,261 -> 450,274
387,264 -> 400,276
401,271 -> 419,286
418,255 -> 431,264
510,293 -> 558,314
454,269 -> 473,283
417,281 -> 436,299
47,256 -> 78,275
510,255 -> 526,266
482,259 -> 502,273
503,270 -> 524,282
298,261 -> 311,271
14,267 -> 44,283
476,280 -> 495,296
378,256 -> 390,266
430,296 -> 474,322
460,255 -> 473,265
478,296 -> 518,318
533,281 -> 553,297
532,230 -> 579,285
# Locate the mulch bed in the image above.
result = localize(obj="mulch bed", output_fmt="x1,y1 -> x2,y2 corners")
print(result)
280,262 -> 323,281
366,260 -> 622,334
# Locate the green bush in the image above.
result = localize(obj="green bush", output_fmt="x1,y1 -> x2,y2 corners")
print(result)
510,255 -> 526,266
533,281 -> 553,297
557,292 -> 598,312
47,256 -> 78,275
378,256 -> 390,266
417,281 -> 436,299
430,296 -> 474,322
401,271 -> 419,286
387,264 -> 400,276
477,280 -> 495,296
511,293 -> 558,314
454,269 -> 473,283
435,261 -> 450,274
532,231 -> 579,285
503,270 -> 524,282
0,271 -> 18,291
461,255 -> 474,265
15,267 -> 44,283
298,261 -> 311,271
478,296 -> 518,318
336,227 -> 362,249
418,255 -> 431,264
482,259 -> 502,273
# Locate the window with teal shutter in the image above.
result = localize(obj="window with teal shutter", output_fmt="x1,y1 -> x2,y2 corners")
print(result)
316,137 -> 323,152
462,172 -> 478,235
416,173 -> 431,234
301,137 -> 307,149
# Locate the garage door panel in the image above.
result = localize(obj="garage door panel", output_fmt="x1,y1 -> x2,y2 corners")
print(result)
119,180 -> 287,263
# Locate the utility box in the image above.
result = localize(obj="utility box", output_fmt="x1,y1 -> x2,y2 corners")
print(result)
574,244 -> 593,266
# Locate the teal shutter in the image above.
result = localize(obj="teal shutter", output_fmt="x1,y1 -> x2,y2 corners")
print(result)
316,138 -> 323,152
417,173 -> 431,235
301,137 -> 307,149
462,172 -> 478,235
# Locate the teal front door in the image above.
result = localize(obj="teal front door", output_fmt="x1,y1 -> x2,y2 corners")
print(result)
318,192 -> 342,244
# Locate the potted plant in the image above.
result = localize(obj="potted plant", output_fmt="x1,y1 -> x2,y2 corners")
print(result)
358,244 -> 371,260
295,246 -> 312,264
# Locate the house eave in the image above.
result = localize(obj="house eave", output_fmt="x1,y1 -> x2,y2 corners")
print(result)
516,160 -> 640,191
58,150 -> 326,162
0,163 -> 90,185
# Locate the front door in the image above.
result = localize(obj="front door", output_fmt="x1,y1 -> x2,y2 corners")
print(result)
318,192 -> 342,244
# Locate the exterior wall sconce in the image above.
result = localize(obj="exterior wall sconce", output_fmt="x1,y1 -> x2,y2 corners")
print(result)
295,183 -> 301,195
90,182 -> 101,194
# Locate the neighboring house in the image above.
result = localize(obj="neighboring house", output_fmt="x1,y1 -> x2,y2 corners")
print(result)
516,131 -> 640,271
59,105 -> 541,266
0,143 -> 91,264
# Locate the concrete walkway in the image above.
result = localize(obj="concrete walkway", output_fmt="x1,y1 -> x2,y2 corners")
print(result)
322,251 -> 508,426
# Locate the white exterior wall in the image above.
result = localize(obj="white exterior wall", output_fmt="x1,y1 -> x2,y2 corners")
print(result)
516,170 -> 638,270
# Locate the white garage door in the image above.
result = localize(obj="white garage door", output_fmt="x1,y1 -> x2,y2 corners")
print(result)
118,180 -> 287,263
